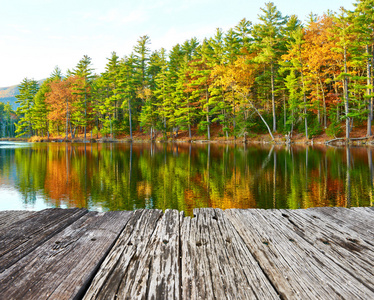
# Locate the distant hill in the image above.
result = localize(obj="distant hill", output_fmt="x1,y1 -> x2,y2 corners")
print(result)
0,80 -> 45,110
0,85 -> 19,109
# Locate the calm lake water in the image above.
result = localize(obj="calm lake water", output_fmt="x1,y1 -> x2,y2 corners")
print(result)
0,142 -> 372,216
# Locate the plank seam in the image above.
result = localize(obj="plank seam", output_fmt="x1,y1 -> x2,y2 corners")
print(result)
0,208 -> 89,273
225,209 -> 284,300
143,211 -> 164,299
178,212 -> 183,300
74,211 -> 135,300
277,210 -> 374,293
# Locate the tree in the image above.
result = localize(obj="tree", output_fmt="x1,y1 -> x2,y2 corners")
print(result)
140,48 -> 167,138
187,40 -> 215,139
0,102 -> 15,137
45,76 -> 80,138
119,54 -> 139,140
15,78 -> 39,137
332,8 -> 355,140
212,52 -> 275,140
252,2 -> 287,132
353,0 -> 374,136
134,35 -> 151,87
281,23 -> 310,138
72,55 -> 94,140
33,81 -> 50,137
98,52 -> 121,138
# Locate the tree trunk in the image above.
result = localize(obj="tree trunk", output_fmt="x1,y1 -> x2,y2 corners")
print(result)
318,77 -> 327,128
128,98 -> 132,140
84,92 -> 87,141
205,86 -> 210,140
344,46 -> 350,141
283,92 -> 286,129
110,116 -> 113,139
367,45 -> 372,136
271,62 -> 276,132
317,81 -> 320,125
66,98 -> 69,140
334,74 -> 340,122
247,97 -> 274,141
300,66 -> 308,139
232,89 -> 236,140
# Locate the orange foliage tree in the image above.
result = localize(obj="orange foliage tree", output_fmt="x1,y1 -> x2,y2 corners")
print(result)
45,76 -> 81,138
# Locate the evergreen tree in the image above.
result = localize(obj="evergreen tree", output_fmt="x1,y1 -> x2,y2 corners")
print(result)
332,8 -> 355,140
101,52 -> 121,137
72,55 -> 94,140
252,2 -> 287,132
353,0 -> 374,135
140,48 -> 167,138
119,54 -> 139,140
15,78 -> 39,137
134,35 -> 151,87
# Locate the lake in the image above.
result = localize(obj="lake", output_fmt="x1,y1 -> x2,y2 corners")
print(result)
0,142 -> 372,216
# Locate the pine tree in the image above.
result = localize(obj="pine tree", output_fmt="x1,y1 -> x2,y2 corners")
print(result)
15,78 -> 39,137
187,40 -> 215,139
99,52 -> 121,138
72,55 -> 94,140
332,8 -> 355,140
252,2 -> 287,132
234,18 -> 252,50
134,35 -> 151,87
353,0 -> 374,136
33,81 -> 50,137
119,54 -> 139,140
140,48 -> 167,138
280,18 -> 309,138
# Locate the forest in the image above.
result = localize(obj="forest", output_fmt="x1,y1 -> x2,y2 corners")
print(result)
4,0 -> 374,142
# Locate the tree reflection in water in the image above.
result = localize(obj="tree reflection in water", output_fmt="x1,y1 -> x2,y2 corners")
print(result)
0,143 -> 372,216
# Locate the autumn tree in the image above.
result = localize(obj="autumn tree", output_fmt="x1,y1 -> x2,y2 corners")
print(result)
45,76 -> 80,138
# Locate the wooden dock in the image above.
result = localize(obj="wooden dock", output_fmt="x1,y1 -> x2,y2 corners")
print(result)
0,207 -> 373,299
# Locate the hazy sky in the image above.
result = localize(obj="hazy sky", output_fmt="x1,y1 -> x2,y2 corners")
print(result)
0,0 -> 355,87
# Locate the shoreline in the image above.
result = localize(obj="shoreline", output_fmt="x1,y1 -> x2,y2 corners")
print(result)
2,135 -> 374,147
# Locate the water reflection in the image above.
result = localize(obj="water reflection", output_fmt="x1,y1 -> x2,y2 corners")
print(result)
0,143 -> 372,216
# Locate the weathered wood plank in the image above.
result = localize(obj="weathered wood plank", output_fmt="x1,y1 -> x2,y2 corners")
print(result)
303,207 -> 374,242
83,209 -> 164,299
270,209 -> 374,291
0,211 -> 132,300
0,210 -> 35,230
350,206 -> 374,216
180,209 -> 214,299
225,209 -> 374,299
181,208 -> 280,300
120,209 -> 181,299
0,208 -> 88,272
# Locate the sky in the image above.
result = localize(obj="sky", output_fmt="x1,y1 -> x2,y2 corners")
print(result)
0,0 -> 355,87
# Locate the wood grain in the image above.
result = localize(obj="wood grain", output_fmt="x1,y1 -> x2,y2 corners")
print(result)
0,211 -> 132,300
0,208 -> 88,272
